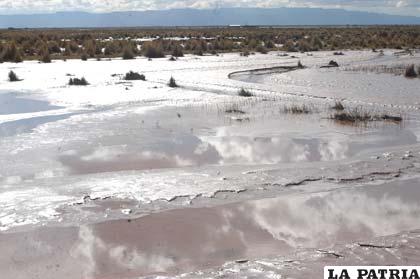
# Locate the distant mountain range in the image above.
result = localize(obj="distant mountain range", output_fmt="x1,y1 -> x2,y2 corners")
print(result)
1,8 -> 420,28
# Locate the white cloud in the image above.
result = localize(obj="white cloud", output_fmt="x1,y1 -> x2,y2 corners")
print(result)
0,0 -> 418,16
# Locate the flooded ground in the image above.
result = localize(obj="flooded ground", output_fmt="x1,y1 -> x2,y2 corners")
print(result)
0,50 -> 420,278
2,177 -> 420,279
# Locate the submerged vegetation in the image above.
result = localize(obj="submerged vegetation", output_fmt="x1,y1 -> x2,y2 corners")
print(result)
332,101 -> 345,111
283,104 -> 312,114
331,107 -> 402,124
344,63 -> 420,78
0,26 -> 419,62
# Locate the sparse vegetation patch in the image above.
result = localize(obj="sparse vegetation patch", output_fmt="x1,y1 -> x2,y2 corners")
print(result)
69,77 -> 89,86
283,104 -> 312,114
238,88 -> 253,97
122,47 -> 135,60
344,63 -> 420,78
0,42 -> 22,63
321,60 -> 339,68
225,108 -> 246,114
168,76 -> 178,88
124,71 -> 145,81
332,101 -> 345,111
405,64 -> 418,78
297,60 -> 304,68
8,70 -> 21,82
331,108 -> 402,124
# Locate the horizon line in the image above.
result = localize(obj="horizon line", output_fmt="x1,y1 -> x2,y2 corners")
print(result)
0,7 -> 419,19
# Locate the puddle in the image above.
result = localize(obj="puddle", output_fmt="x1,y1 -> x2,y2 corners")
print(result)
59,133 -> 222,174
2,177 -> 420,278
0,93 -> 62,115
204,128 -> 417,164
0,92 -> 70,137
0,114 -> 75,137
58,122 -> 417,175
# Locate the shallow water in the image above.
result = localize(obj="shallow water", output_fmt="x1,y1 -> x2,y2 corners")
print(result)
0,92 -> 62,115
51,105 -> 417,175
2,177 -> 420,279
0,113 -> 74,137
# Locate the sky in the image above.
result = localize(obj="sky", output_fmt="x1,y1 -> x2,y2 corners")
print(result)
0,0 -> 419,17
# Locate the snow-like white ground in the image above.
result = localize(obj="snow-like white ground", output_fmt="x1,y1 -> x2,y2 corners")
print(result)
1,50 -> 420,279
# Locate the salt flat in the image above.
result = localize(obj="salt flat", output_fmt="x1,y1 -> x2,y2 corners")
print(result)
1,49 -> 420,278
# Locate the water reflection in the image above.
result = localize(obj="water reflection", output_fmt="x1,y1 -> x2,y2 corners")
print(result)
2,179 -> 420,278
247,185 -> 420,248
59,127 -> 417,174
205,136 -> 349,163
59,134 -> 221,174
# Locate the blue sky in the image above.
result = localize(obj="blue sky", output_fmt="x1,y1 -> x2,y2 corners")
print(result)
0,0 -> 419,16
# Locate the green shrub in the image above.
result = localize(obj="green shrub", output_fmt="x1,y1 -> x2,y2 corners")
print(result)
405,64 -> 417,78
69,77 -> 89,86
124,71 -> 145,81
1,42 -> 22,63
283,104 -> 312,114
8,70 -> 20,82
330,108 -> 402,124
143,43 -> 164,58
193,49 -> 204,56
238,88 -> 253,97
168,76 -> 178,88
256,45 -> 268,54
40,46 -> 51,63
298,60 -> 304,68
171,45 -> 184,57
122,47 -> 135,60
81,53 -> 88,61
